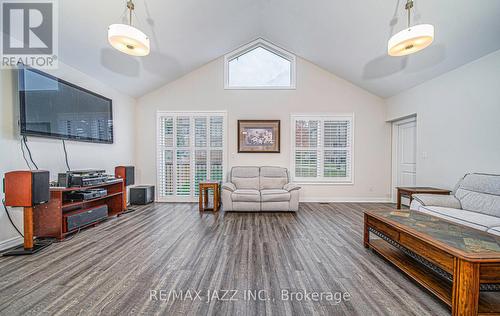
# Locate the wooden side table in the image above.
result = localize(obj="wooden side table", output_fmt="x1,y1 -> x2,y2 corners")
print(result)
198,181 -> 220,212
396,186 -> 451,209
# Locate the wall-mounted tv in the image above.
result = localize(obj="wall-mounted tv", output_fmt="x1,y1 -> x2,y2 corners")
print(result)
18,67 -> 114,144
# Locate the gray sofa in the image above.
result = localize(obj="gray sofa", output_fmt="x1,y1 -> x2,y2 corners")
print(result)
410,173 -> 500,236
221,166 -> 301,212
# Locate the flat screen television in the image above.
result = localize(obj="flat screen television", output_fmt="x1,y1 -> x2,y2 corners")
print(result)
18,67 -> 114,144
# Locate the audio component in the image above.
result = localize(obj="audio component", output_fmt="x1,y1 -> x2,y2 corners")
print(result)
58,169 -> 108,187
66,205 -> 108,232
4,170 -> 50,206
66,188 -> 108,201
3,170 -> 52,256
130,185 -> 155,205
115,166 -> 135,211
115,166 -> 134,186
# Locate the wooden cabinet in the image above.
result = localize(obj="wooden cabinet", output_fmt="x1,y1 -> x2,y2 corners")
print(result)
33,180 -> 124,240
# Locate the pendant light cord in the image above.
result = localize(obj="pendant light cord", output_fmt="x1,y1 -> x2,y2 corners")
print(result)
127,0 -> 134,26
406,0 -> 414,28
125,0 -> 147,32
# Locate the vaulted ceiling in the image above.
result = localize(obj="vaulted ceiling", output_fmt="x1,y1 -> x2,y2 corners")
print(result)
59,0 -> 500,98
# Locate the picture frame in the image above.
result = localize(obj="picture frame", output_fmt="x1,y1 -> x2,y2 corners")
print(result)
237,120 -> 280,153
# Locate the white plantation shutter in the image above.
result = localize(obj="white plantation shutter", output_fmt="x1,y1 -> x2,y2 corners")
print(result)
210,149 -> 223,181
158,117 -> 174,196
157,112 -> 226,201
291,115 -> 353,183
294,120 -> 319,178
209,116 -> 224,183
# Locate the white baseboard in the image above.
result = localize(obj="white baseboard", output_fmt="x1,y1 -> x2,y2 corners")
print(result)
300,197 -> 392,203
0,236 -> 23,252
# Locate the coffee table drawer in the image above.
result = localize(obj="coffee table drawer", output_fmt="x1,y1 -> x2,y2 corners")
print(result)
367,217 -> 400,241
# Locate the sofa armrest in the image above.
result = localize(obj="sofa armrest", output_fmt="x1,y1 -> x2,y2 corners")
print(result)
412,194 -> 462,209
284,183 -> 301,192
221,182 -> 236,192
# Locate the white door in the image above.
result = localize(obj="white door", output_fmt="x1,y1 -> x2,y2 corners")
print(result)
392,117 -> 417,204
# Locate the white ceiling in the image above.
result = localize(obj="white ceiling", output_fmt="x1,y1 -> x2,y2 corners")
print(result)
59,0 -> 500,98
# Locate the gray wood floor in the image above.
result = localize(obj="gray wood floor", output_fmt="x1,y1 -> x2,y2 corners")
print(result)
0,203 -> 449,316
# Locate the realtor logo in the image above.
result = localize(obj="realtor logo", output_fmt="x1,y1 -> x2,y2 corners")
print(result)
1,0 -> 58,69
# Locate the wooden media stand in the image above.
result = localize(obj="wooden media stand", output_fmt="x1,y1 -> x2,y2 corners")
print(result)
33,179 -> 125,240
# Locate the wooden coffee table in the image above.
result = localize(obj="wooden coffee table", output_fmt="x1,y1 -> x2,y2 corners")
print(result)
396,187 -> 451,209
364,210 -> 500,316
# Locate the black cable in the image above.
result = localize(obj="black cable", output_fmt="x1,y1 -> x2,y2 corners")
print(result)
62,139 -> 71,171
2,199 -> 24,238
20,138 -> 32,170
22,136 -> 38,170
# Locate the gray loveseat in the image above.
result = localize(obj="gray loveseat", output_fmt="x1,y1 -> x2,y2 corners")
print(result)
221,166 -> 301,212
410,173 -> 500,236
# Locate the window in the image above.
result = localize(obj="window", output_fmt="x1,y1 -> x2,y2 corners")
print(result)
157,112 -> 226,201
291,114 -> 353,183
224,38 -> 296,89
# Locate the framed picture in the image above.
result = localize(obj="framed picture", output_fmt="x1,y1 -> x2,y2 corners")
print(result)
238,120 -> 280,153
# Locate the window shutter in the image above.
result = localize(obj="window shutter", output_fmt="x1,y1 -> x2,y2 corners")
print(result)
210,116 -> 223,147
194,117 -> 207,147
210,149 -> 223,181
194,150 -> 207,196
176,150 -> 191,196
292,115 -> 353,183
157,112 -> 226,201
294,120 -> 319,178
158,117 -> 174,196
194,117 -> 208,196
176,116 -> 190,147
323,120 -> 351,178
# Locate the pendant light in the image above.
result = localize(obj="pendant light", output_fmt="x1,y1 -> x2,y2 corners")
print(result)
108,0 -> 150,56
388,0 -> 434,57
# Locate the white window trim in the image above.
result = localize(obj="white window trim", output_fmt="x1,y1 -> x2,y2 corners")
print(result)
223,38 -> 296,90
156,111 -> 228,202
290,113 -> 355,185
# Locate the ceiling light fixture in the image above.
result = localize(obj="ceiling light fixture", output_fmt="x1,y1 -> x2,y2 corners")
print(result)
108,0 -> 150,57
388,0 -> 434,57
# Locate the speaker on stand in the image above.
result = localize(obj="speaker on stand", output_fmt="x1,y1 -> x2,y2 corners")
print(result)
2,170 -> 52,256
114,166 -> 135,213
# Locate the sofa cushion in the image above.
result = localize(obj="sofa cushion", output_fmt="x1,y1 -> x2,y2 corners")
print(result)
260,189 -> 291,202
232,202 -> 261,212
231,167 -> 260,190
417,206 -> 500,231
261,201 -> 292,211
232,189 -> 260,202
260,167 -> 288,190
487,227 -> 500,236
412,194 -> 462,209
455,173 -> 500,217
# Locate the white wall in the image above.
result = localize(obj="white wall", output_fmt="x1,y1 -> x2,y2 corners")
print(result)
386,50 -> 500,189
0,63 -> 136,250
136,57 -> 392,202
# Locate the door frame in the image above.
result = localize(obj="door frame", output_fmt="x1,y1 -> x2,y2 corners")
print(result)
390,115 -> 417,203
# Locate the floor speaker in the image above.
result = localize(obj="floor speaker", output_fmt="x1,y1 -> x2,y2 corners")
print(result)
4,170 -> 50,207
3,170 -> 51,256
115,166 -> 135,186
115,166 -> 135,211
